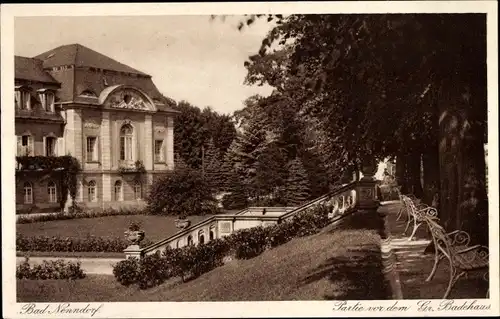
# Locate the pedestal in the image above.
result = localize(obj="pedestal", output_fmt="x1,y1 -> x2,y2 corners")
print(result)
124,245 -> 143,259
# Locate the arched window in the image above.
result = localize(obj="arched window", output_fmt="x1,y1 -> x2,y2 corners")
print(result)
23,182 -> 33,204
120,124 -> 134,161
187,235 -> 193,246
209,226 -> 215,241
176,240 -> 181,248
114,180 -> 123,201
87,180 -> 97,202
47,181 -> 57,203
198,230 -> 205,245
133,181 -> 142,200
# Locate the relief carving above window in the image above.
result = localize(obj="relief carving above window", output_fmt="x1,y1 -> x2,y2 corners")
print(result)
106,90 -> 148,110
83,120 -> 100,129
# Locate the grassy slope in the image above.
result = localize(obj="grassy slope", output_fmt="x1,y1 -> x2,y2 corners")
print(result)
18,221 -> 388,302
16,215 -> 212,242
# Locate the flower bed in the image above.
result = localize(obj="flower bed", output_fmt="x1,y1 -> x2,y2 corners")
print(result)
113,204 -> 333,289
17,207 -> 148,224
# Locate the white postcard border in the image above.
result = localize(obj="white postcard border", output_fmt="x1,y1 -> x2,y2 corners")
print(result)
1,1 -> 498,318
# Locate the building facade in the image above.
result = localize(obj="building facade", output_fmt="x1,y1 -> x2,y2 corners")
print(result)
15,44 -> 178,212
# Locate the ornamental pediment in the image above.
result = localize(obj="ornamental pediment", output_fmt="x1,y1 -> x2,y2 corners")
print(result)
99,85 -> 156,112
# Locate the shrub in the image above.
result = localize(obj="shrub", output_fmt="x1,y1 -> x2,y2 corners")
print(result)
113,258 -> 140,286
16,234 -> 153,252
146,166 -> 219,217
137,253 -> 171,289
231,227 -> 271,259
16,257 -> 85,280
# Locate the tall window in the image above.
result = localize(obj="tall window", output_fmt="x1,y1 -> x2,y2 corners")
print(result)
48,181 -> 57,203
133,181 -> 142,200
23,182 -> 33,204
154,140 -> 164,162
87,180 -> 97,202
120,124 -> 133,161
187,235 -> 194,246
21,91 -> 31,110
45,137 -> 57,156
39,90 -> 55,112
198,230 -> 205,245
114,180 -> 123,201
17,135 -> 33,156
86,136 -> 98,162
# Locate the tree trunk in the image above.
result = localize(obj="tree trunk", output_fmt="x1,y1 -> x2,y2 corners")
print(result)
407,152 -> 423,198
422,146 -> 440,206
395,153 -> 408,193
438,82 -> 488,245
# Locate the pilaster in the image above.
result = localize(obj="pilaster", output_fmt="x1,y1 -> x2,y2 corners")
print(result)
166,116 -> 174,169
101,111 -> 111,170
144,115 -> 153,170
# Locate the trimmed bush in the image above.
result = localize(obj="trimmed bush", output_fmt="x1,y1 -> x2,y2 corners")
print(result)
16,234 -> 154,253
113,258 -> 140,286
16,257 -> 85,280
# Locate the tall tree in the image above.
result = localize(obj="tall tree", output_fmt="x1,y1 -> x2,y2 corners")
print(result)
240,14 -> 488,244
284,158 -> 311,206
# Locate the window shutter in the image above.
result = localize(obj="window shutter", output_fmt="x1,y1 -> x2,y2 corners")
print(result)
43,136 -> 46,157
57,137 -> 64,156
17,136 -> 22,156
28,136 -> 34,156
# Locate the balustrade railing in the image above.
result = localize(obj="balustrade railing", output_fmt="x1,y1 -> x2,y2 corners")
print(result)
131,178 -> 378,259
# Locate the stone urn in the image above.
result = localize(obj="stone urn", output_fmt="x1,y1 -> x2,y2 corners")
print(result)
361,157 -> 378,180
124,228 -> 145,246
175,218 -> 191,230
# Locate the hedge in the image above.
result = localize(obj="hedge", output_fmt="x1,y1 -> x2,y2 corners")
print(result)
113,203 -> 334,289
16,234 -> 153,253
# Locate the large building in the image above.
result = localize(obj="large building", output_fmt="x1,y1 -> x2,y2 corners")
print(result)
15,44 -> 178,212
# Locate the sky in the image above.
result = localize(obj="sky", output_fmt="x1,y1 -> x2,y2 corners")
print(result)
14,15 -> 274,115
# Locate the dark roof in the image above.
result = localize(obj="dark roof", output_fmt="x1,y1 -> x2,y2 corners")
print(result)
34,44 -> 149,76
15,56 -> 59,84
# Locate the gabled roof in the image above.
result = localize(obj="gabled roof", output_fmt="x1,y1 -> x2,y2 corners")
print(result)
15,56 -> 59,84
34,43 -> 149,76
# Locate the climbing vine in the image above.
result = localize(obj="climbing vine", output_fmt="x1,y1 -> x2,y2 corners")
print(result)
16,156 -> 81,210
118,160 -> 147,184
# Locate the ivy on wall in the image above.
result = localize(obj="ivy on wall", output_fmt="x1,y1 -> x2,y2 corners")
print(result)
16,156 -> 81,210
118,160 -> 147,184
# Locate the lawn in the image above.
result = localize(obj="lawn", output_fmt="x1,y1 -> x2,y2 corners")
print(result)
16,214 -> 213,243
17,218 -> 388,302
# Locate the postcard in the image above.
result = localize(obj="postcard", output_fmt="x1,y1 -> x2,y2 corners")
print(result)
1,1 -> 498,318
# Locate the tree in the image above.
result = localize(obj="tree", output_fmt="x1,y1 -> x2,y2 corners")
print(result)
174,102 -> 237,170
202,138 -> 226,192
174,101 -> 208,169
146,166 -> 218,217
284,158 -> 311,206
240,14 -> 488,244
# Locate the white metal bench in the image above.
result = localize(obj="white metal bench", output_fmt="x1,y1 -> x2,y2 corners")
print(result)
422,214 -> 489,299
400,195 -> 435,241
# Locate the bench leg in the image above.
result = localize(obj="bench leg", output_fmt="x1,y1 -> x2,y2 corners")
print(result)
426,253 -> 444,282
397,206 -> 405,221
443,269 -> 465,299
404,215 -> 413,234
407,220 -> 421,241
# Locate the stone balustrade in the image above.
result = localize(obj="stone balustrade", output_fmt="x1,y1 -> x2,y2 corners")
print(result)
125,177 -> 379,259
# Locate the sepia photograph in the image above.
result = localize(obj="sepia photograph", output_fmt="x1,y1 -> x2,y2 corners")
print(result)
1,2 -> 498,318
